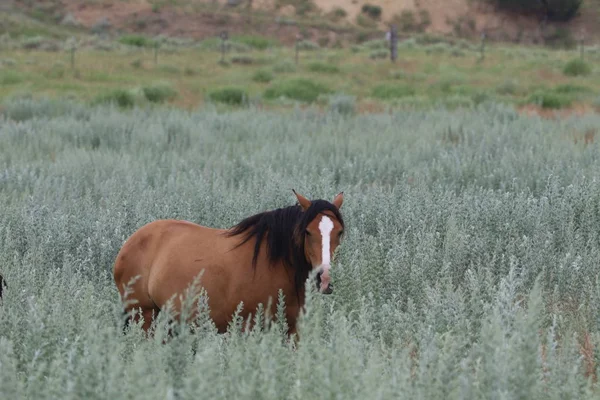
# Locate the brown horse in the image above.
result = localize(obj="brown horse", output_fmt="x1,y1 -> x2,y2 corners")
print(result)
113,190 -> 345,338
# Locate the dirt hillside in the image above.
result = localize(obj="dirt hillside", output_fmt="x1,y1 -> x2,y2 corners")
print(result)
12,0 -> 600,45
305,0 -> 599,42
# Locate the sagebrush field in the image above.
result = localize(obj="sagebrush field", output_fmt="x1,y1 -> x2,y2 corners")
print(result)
1,98 -> 600,398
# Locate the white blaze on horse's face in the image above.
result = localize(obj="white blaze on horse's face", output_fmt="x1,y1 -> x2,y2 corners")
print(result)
319,216 -> 334,268
317,215 -> 334,293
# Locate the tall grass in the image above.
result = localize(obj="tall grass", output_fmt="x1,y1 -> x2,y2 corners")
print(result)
0,99 -> 600,398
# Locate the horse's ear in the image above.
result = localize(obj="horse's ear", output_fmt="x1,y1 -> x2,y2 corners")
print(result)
292,189 -> 311,211
332,192 -> 344,209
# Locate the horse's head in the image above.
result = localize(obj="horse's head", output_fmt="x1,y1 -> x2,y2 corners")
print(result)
293,190 -> 344,295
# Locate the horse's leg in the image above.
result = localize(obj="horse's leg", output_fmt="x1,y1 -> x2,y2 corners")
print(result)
285,307 -> 300,344
118,273 -> 161,334
285,308 -> 300,345
122,310 -> 130,334
139,307 -> 159,332
123,304 -> 160,334
287,324 -> 300,348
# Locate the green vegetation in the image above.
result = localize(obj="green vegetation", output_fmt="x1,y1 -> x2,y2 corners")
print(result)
233,35 -> 279,50
231,55 -> 255,65
43,62 -> 67,79
327,7 -> 348,22
0,34 -> 598,111
1,99 -> 600,398
369,49 -> 388,59
296,40 -> 320,51
528,90 -> 573,109
356,14 -> 378,29
252,69 -> 275,83
0,70 -> 25,85
563,58 -> 592,76
307,62 -> 340,74
495,79 -> 520,95
361,39 -> 388,50
118,34 -> 157,48
361,4 -> 382,20
264,78 -> 331,102
208,87 -> 248,105
372,84 -> 415,99
553,83 -> 591,94
93,89 -> 136,108
276,0 -> 318,16
131,58 -> 144,69
273,60 -> 297,73
391,9 -> 432,33
142,83 -> 178,104
395,10 -> 418,32
328,93 -> 356,115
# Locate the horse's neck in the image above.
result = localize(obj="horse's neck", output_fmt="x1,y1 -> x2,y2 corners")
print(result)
226,234 -> 300,299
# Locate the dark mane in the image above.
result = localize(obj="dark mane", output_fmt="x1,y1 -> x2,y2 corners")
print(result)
225,199 -> 344,296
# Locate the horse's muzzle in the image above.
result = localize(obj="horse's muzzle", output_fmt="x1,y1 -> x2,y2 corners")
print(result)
316,271 -> 333,294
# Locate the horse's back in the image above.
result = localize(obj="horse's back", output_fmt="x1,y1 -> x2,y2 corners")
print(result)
114,218 -> 221,278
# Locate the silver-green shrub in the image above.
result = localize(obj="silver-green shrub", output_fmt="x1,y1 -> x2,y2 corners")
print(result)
0,99 -> 599,398
328,93 -> 356,116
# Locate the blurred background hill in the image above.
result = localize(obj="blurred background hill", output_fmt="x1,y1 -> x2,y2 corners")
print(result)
2,0 -> 599,46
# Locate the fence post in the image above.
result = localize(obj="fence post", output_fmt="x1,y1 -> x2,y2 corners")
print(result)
65,37 -> 77,72
479,31 -> 486,62
389,25 -> 398,63
70,47 -> 76,71
154,41 -> 159,65
220,31 -> 228,64
579,29 -> 585,61
295,33 -> 302,65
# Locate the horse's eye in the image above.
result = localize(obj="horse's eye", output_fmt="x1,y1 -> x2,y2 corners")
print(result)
305,230 -> 311,236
